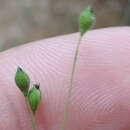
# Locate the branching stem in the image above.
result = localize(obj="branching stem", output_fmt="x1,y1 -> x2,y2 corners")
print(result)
25,97 -> 37,130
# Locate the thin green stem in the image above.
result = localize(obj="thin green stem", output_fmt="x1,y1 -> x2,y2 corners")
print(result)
25,97 -> 37,130
61,36 -> 82,130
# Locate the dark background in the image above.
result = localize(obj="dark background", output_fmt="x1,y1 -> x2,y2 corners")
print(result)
0,0 -> 129,51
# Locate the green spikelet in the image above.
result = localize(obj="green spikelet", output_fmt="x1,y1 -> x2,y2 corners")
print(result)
15,67 -> 30,96
28,84 -> 41,114
79,7 -> 96,36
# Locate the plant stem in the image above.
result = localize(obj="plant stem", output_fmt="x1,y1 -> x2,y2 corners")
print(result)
25,97 -> 37,130
61,36 -> 82,130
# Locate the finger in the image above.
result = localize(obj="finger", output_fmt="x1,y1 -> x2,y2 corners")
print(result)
0,27 -> 130,130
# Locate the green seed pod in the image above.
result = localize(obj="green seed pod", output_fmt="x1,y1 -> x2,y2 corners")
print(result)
28,84 -> 41,114
79,7 -> 96,36
15,67 -> 30,96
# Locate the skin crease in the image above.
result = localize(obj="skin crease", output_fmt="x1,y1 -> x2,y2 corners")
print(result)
0,27 -> 130,130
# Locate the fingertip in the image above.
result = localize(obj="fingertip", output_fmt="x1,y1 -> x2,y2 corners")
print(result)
0,27 -> 130,130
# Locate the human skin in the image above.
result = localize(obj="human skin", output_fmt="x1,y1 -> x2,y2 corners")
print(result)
0,27 -> 130,130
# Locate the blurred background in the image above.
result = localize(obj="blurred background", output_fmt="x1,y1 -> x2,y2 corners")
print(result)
0,0 -> 129,51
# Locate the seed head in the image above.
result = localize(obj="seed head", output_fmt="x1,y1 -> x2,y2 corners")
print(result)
79,7 -> 96,36
28,84 -> 41,114
15,67 -> 30,96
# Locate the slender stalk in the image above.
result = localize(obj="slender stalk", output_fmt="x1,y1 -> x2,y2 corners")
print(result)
25,97 -> 37,130
61,36 -> 82,130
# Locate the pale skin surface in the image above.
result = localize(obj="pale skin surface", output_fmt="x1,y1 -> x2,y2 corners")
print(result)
0,27 -> 130,130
